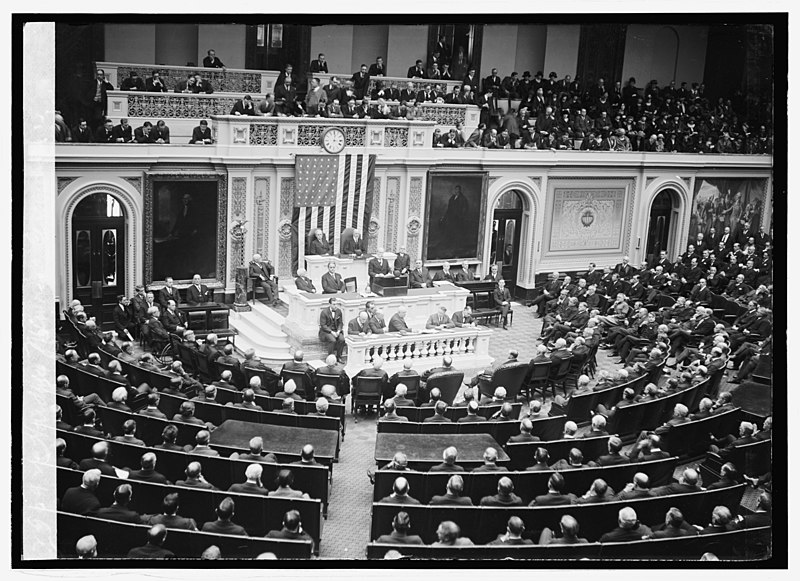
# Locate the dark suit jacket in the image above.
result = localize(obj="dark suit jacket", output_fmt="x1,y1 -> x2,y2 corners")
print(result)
595,453 -> 630,467
409,268 -> 431,288
202,519 -> 248,536
160,309 -> 187,333
407,66 -> 427,78
185,284 -> 210,305
295,275 -> 316,293
368,257 -> 391,278
61,486 -> 100,515
321,272 -> 345,294
148,513 -> 198,530
531,492 -> 577,506
451,311 -> 474,327
190,126 -> 213,144
78,458 -> 117,477
95,504 -> 142,524
158,286 -> 181,307
126,543 -> 175,558
319,307 -> 344,335
112,124 -> 133,142
429,494 -> 473,506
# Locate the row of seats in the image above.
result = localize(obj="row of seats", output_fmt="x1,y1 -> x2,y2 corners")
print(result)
57,466 -> 324,554
57,429 -> 330,515
371,458 -> 678,505
58,511 -> 313,559
369,484 -> 748,545
366,525 -> 770,559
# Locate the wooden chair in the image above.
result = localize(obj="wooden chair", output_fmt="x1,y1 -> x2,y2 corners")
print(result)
546,355 -> 573,399
280,368 -> 314,400
482,361 -> 529,401
425,371 -> 465,405
521,360 -> 552,402
394,374 -> 421,403
351,375 -> 384,421
244,366 -> 282,395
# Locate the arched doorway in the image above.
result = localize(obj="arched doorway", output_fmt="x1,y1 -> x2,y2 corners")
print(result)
71,192 -> 126,330
489,190 -> 523,296
645,189 -> 680,264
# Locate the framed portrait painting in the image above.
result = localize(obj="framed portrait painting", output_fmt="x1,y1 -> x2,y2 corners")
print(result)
423,171 -> 488,261
144,173 -> 228,286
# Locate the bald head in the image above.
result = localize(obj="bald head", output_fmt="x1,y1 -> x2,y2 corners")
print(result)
75,535 -> 97,558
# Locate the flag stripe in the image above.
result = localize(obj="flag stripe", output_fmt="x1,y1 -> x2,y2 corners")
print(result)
361,154 -> 376,236
352,154 -> 363,230
340,154 -> 352,232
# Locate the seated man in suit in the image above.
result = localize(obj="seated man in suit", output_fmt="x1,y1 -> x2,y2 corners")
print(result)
423,400 -> 452,423
452,305 -> 475,327
158,276 -> 181,308
391,384 -> 416,407
429,475 -> 473,506
368,249 -> 392,287
294,268 -> 316,293
409,259 -> 432,288
189,119 -> 214,144
457,400 -> 486,422
321,261 -> 346,294
315,354 -> 351,398
318,298 -> 346,363
185,274 -> 210,305
379,477 -> 421,505
60,469 -> 102,515
480,476 -> 523,506
493,279 -> 513,329
380,398 -> 409,422
308,228 -> 330,256
426,305 -> 455,330
388,305 -> 412,332
348,311 -> 373,336
454,260 -> 475,282
143,493 -> 198,531
160,300 -> 187,335
342,229 -> 366,256
432,262 -> 456,283
249,253 -> 279,306
376,511 -> 425,544
280,350 -> 315,397
393,246 -> 411,276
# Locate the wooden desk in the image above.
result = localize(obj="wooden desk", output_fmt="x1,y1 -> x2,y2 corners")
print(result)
210,419 -> 338,461
374,433 -> 508,467
179,302 -> 230,332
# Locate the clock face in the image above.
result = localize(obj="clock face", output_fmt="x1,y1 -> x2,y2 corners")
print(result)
322,128 -> 346,154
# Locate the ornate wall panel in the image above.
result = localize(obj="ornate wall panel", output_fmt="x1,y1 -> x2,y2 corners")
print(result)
127,94 -> 239,119
383,127 -> 408,148
407,176 -> 423,257
231,177 -> 247,221
278,177 -> 295,278
249,124 -> 278,146
368,177 -> 382,253
385,177 -> 401,253
253,177 -> 270,259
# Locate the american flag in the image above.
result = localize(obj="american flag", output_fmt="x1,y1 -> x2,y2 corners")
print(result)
293,153 -> 376,265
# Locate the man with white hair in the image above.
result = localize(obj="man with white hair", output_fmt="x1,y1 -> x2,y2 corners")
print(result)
710,420 -> 758,455
479,386 -> 507,405
429,446 -> 464,472
342,229 -> 366,256
388,305 -> 411,332
562,421 -> 579,438
368,248 -> 391,285
61,469 -> 102,515
584,413 -> 609,437
228,464 -> 270,496
294,267 -> 316,293
473,447 -> 508,472
276,379 -> 303,401
249,253 -> 279,305
230,436 -> 278,463
75,535 -> 98,559
392,384 -> 416,407
599,507 -> 653,541
312,397 -> 330,416
348,311 -> 372,336
314,353 -> 351,398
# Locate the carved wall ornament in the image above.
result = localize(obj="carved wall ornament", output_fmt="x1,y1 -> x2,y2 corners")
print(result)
406,216 -> 422,235
278,218 -> 293,241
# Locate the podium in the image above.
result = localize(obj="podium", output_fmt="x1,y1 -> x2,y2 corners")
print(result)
371,275 -> 409,297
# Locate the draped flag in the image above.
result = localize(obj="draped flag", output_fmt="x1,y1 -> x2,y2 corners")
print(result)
292,153 -> 376,272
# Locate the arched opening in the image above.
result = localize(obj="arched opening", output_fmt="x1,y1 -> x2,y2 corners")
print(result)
489,190 -> 524,296
645,188 -> 681,264
71,192 -> 127,330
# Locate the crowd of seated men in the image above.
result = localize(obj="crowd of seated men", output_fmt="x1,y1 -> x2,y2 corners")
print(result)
60,115 -> 173,144
61,466 -> 313,559
57,47 -> 772,155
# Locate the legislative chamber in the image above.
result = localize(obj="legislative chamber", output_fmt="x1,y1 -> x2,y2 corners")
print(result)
17,16 -> 782,566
